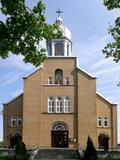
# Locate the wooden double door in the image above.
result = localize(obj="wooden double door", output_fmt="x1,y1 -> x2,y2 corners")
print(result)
51,131 -> 68,148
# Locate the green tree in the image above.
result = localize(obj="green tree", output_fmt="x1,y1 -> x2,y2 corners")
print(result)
15,141 -> 30,160
0,0 -> 62,66
84,136 -> 97,160
103,0 -> 120,63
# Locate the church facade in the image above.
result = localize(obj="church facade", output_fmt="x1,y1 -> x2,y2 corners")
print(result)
3,16 -> 117,150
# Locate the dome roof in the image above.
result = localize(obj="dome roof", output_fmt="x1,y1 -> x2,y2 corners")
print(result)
56,17 -> 72,41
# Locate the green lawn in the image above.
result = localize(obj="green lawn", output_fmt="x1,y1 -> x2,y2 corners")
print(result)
0,156 -> 14,160
98,159 -> 120,160
0,156 -> 120,160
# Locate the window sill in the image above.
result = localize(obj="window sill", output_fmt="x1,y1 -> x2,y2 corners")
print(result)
43,84 -> 75,87
97,126 -> 110,128
42,112 -> 75,114
9,125 -> 22,128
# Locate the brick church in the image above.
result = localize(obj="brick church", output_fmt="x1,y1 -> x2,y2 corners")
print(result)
3,15 -> 117,150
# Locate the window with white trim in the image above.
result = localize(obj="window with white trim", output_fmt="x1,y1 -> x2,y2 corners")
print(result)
64,97 -> 70,112
97,117 -> 102,127
65,77 -> 69,85
11,117 -> 16,127
17,117 -> 22,126
48,77 -> 52,84
103,117 -> 108,127
56,97 -> 62,113
48,97 -> 54,113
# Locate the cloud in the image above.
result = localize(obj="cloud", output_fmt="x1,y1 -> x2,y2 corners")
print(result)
94,65 -> 120,77
91,59 -> 112,72
10,89 -> 23,98
0,55 -> 38,87
73,35 -> 110,68
74,34 -> 120,142
1,71 -> 23,86
0,55 -> 35,71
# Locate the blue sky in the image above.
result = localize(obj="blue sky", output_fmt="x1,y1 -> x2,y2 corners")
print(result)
0,0 -> 120,143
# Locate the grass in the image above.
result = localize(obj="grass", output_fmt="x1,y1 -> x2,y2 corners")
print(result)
0,156 -> 14,160
96,158 -> 120,160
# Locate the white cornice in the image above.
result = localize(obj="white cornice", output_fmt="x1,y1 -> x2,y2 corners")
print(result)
96,91 -> 117,105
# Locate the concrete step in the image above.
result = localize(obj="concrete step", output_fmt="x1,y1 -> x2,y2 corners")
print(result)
34,149 -> 80,160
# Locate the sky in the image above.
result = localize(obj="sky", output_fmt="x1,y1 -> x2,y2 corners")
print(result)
0,0 -> 120,143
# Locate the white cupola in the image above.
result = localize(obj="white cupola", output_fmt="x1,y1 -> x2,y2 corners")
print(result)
47,10 -> 72,57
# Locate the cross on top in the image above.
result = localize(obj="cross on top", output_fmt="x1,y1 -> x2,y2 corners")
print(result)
56,9 -> 62,17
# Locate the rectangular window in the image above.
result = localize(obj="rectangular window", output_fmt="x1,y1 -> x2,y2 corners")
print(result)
97,117 -> 102,127
17,117 -> 22,126
56,97 -> 62,113
11,117 -> 16,127
103,117 -> 108,127
48,97 -> 54,113
64,97 -> 70,112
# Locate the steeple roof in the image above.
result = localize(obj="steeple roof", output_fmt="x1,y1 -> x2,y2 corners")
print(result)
56,15 -> 72,41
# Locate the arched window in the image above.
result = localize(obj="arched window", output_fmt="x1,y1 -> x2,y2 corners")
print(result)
64,97 -> 70,112
55,42 -> 64,56
55,69 -> 63,85
48,97 -> 54,113
11,117 -> 16,127
51,122 -> 68,131
17,117 -> 22,126
103,117 -> 108,127
97,117 -> 102,127
56,97 -> 62,113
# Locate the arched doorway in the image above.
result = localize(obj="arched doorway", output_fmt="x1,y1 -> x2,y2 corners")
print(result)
98,133 -> 109,151
10,133 -> 22,148
51,122 -> 68,148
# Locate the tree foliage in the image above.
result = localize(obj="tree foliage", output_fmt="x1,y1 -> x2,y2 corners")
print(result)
0,0 -> 62,66
103,0 -> 120,63
84,136 -> 97,160
103,0 -> 120,10
15,141 -> 30,160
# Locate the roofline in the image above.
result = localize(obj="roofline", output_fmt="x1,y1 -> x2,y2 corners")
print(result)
77,67 -> 97,79
96,91 -> 117,105
23,67 -> 42,79
47,56 -> 77,59
3,93 -> 23,105
47,37 -> 72,43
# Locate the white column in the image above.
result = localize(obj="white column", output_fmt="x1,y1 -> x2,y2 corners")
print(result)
64,41 -> 67,56
51,41 -> 55,56
69,42 -> 72,56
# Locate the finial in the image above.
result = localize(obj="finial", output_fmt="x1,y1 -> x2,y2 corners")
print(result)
56,9 -> 62,17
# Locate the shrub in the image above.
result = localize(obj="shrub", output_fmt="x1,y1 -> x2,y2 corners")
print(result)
84,136 -> 97,160
14,141 -> 30,160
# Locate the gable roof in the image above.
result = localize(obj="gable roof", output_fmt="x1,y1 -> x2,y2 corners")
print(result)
23,67 -> 42,79
3,93 -> 23,105
96,91 -> 117,105
77,67 -> 97,79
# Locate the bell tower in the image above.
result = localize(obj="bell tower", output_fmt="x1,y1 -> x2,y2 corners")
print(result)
47,9 -> 72,57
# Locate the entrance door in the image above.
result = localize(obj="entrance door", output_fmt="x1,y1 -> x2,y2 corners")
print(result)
98,133 -> 109,151
51,131 -> 68,148
10,134 -> 22,148
51,122 -> 69,148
